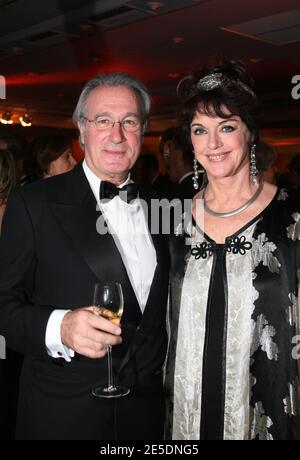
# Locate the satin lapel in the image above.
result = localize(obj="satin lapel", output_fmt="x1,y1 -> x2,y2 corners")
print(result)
49,165 -> 136,291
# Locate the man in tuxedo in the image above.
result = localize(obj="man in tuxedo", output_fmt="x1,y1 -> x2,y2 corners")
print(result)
160,127 -> 204,201
134,153 -> 171,192
0,73 -> 169,440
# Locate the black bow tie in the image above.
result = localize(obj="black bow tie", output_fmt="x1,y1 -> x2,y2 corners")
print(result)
100,181 -> 139,204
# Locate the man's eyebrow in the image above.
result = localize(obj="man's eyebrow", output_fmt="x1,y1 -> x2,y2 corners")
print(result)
92,111 -> 111,118
92,111 -> 140,118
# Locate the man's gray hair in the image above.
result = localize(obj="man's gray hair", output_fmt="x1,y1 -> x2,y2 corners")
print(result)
73,72 -> 151,131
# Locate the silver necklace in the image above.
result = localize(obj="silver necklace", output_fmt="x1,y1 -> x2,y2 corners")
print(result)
203,181 -> 264,218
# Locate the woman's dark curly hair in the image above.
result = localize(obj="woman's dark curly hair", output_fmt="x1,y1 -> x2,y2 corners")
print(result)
177,60 -> 262,147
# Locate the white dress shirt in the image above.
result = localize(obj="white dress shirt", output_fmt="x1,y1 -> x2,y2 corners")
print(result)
45,161 -> 157,361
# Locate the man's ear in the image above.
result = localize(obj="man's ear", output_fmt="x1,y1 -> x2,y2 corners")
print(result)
78,122 -> 85,147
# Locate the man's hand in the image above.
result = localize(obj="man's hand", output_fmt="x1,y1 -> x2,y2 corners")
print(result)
61,307 -> 122,359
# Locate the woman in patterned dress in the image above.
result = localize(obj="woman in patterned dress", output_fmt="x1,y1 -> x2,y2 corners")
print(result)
166,60 -> 300,440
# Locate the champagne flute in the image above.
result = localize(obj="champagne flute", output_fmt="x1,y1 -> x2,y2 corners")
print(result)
91,282 -> 130,398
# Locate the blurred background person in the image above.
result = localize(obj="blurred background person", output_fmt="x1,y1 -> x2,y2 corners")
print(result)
256,141 -> 277,185
288,154 -> 300,193
25,134 -> 76,182
167,127 -> 204,200
159,126 -> 203,201
159,126 -> 177,180
134,153 -> 165,188
0,135 -> 28,186
0,149 -> 17,227
0,148 -> 19,440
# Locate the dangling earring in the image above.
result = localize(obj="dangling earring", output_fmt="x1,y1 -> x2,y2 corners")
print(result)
249,144 -> 258,184
193,156 -> 199,190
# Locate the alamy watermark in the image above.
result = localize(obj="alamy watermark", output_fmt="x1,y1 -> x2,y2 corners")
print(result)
291,335 -> 300,360
0,74 -> 6,100
291,75 -> 300,100
95,195 -> 204,244
0,335 -> 6,359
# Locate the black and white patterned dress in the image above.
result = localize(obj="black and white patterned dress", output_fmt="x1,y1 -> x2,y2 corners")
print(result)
166,189 -> 300,440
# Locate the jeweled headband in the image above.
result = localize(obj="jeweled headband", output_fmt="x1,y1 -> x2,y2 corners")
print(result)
196,72 -> 255,96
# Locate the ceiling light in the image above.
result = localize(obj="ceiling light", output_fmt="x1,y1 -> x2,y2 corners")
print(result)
80,23 -> 93,31
147,2 -> 163,11
249,58 -> 263,64
12,46 -> 23,55
0,111 -> 13,124
172,36 -> 184,44
0,1 -> 17,5
19,114 -> 32,127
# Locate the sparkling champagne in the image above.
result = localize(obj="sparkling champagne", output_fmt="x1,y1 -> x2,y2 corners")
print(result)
91,282 -> 130,398
91,305 -> 123,325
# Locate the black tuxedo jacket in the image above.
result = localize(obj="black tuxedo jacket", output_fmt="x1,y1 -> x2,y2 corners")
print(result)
0,163 -> 169,440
